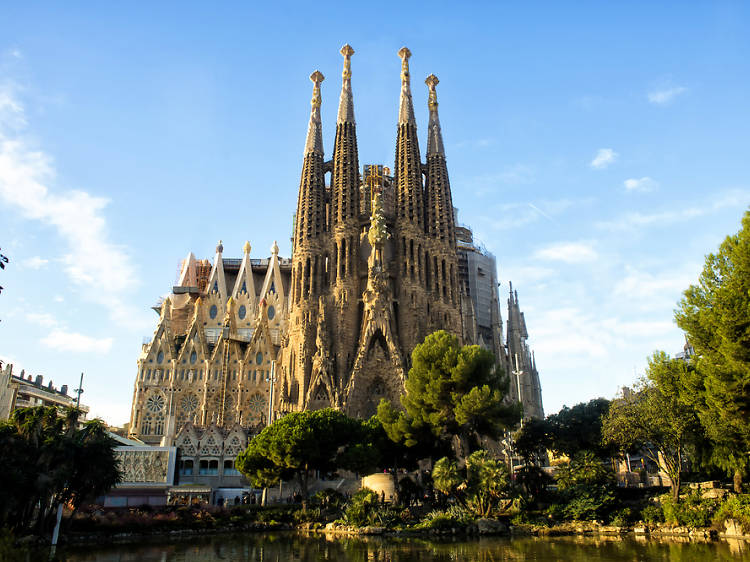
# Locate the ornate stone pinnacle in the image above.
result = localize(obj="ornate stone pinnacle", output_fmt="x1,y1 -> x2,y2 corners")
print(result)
398,47 -> 411,83
216,240 -> 223,254
426,74 -> 439,110
310,70 -> 324,108
243,241 -> 251,255
271,240 -> 279,255
340,44 -> 354,79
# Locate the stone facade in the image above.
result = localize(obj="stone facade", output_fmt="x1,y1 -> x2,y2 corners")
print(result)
128,45 -> 544,444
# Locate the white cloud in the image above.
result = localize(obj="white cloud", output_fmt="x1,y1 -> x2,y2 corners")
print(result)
597,189 -> 750,231
614,267 -> 696,300
25,312 -> 58,327
624,176 -> 658,193
590,148 -> 618,169
0,87 -> 144,328
41,330 -> 113,353
20,256 -> 48,269
648,86 -> 687,105
533,241 -> 598,264
53,295 -> 64,303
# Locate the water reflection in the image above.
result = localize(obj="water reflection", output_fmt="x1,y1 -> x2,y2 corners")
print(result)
60,532 -> 750,561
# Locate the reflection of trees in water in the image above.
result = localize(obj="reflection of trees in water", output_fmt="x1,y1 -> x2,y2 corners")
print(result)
61,533 -> 750,561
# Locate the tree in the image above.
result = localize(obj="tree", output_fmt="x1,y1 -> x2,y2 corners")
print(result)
236,408 -> 372,500
675,209 -> 750,491
0,406 -> 121,535
546,398 -> 613,459
515,398 -> 613,466
378,331 -> 521,459
432,450 -> 511,516
602,352 -> 703,501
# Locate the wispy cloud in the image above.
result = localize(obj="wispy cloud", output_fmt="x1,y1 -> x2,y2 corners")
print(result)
533,241 -> 598,264
624,176 -> 658,193
613,266 -> 697,301
590,148 -> 618,169
41,330 -> 113,353
478,198 -> 579,231
0,86 -> 145,328
20,256 -> 48,269
472,164 -> 536,196
648,86 -> 687,105
25,312 -> 57,327
597,189 -> 750,232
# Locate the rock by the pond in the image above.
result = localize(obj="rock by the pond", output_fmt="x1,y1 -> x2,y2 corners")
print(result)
476,518 -> 508,535
725,518 -> 746,537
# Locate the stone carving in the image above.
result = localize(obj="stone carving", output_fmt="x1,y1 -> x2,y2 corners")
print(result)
116,449 -> 170,484
305,296 -> 339,408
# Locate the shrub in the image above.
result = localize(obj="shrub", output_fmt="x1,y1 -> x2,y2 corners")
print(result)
640,504 -> 664,524
417,505 -> 475,529
608,507 -> 633,527
342,488 -> 381,527
713,494 -> 750,533
660,491 -> 719,528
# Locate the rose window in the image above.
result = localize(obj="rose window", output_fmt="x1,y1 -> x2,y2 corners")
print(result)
181,395 -> 199,412
146,393 -> 165,413
248,393 -> 266,414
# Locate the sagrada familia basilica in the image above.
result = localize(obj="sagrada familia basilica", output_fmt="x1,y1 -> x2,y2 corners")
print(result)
129,46 -> 544,447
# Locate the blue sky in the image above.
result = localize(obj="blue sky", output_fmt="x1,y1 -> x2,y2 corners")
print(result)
1,2 -> 748,424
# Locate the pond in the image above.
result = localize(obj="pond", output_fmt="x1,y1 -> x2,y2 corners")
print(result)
59,532 -> 750,561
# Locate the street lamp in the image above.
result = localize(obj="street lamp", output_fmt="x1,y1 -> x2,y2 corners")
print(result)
261,360 -> 277,506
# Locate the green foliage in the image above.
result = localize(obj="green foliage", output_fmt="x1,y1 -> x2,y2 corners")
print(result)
416,506 -> 475,530
236,408 -> 376,497
0,406 -> 121,535
515,465 -> 553,506
433,450 -> 511,517
640,504 -> 665,524
660,491 -> 720,528
713,494 -> 750,533
675,210 -> 750,488
378,331 -> 521,458
554,451 -> 613,491
608,507 -> 634,527
340,488 -> 400,527
465,450 -> 510,517
515,398 -> 612,465
432,457 -> 461,496
311,488 -> 346,510
602,353 -> 703,501
548,451 -> 617,522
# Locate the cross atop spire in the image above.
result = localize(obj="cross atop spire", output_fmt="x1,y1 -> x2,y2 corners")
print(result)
425,73 -> 445,156
304,70 -> 325,156
398,47 -> 415,125
337,44 -> 355,124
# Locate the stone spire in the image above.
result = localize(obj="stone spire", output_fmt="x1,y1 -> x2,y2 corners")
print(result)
304,70 -> 325,156
294,71 -> 327,249
394,47 -> 424,229
425,74 -> 445,157
424,74 -> 455,246
337,44 -> 355,124
331,43 -> 360,226
398,47 -> 416,125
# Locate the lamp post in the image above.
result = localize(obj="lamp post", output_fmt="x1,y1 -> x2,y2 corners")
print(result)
261,360 -> 277,506
512,354 -> 524,426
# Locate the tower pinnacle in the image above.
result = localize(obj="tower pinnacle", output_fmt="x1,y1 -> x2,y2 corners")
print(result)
304,70 -> 325,156
425,74 -> 445,156
398,47 -> 415,125
337,44 -> 355,124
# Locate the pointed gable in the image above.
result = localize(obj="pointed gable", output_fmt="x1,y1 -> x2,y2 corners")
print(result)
178,252 -> 198,287
205,240 -> 228,303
